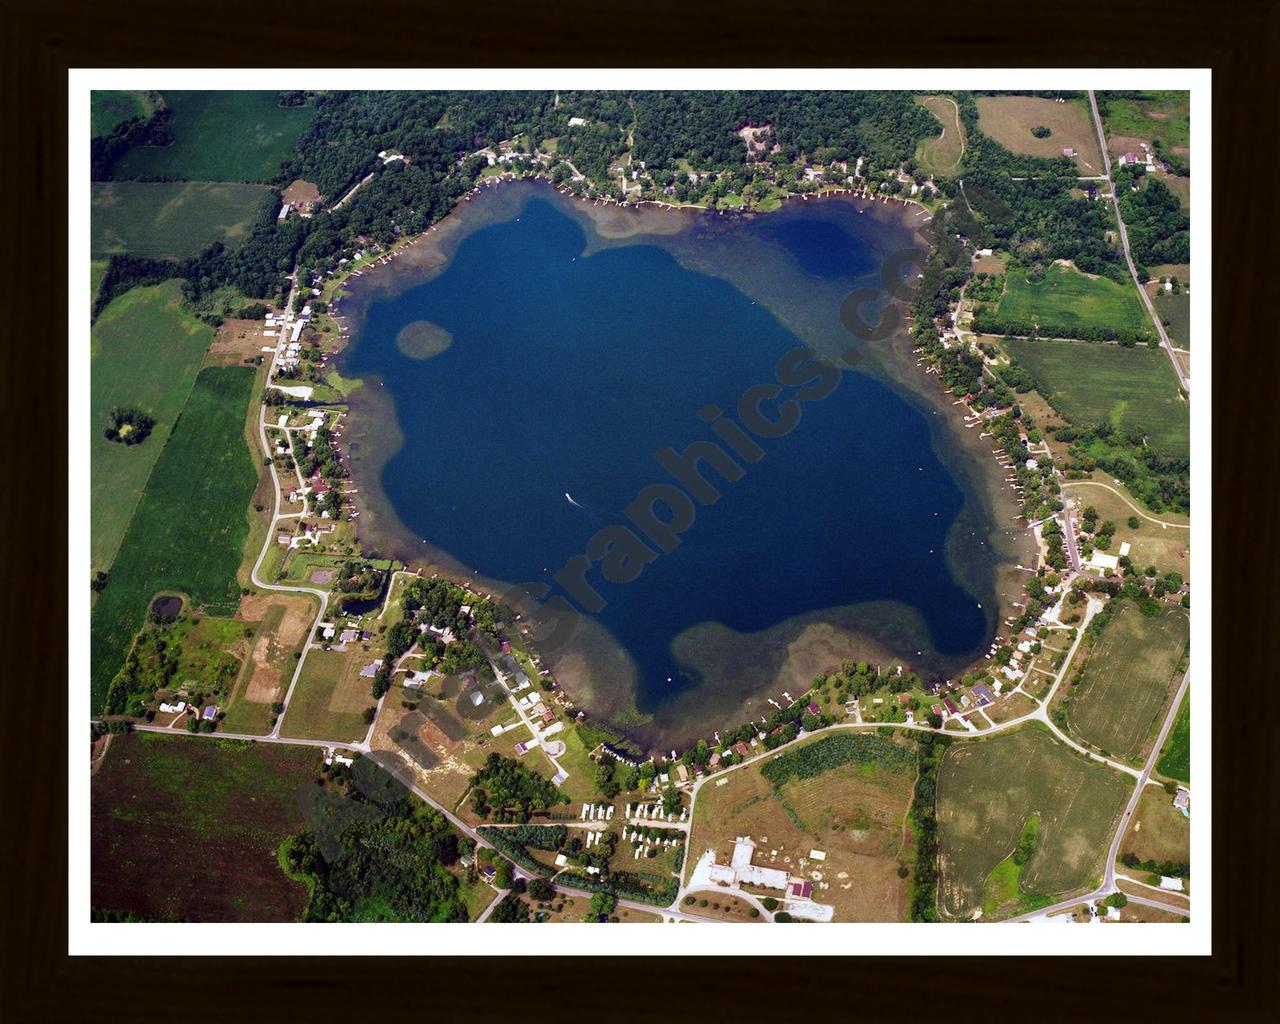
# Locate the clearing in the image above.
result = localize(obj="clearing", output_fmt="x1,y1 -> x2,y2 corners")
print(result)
1003,338 -> 1189,457
90,366 -> 259,712
92,181 -> 274,259
685,732 -> 917,922
936,726 -> 1130,921
994,263 -> 1151,340
1100,91 -> 1190,153
1065,602 -> 1189,762
975,95 -> 1104,174
278,647 -> 379,743
1117,785 -> 1189,871
915,95 -> 965,176
112,91 -> 314,183
220,593 -> 319,734
90,281 -> 213,573
92,732 -> 319,921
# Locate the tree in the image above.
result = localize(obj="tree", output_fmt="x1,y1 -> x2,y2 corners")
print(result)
528,878 -> 555,902
589,891 -> 617,918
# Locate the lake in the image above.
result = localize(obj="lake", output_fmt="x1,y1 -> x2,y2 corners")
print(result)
337,181 -> 1029,749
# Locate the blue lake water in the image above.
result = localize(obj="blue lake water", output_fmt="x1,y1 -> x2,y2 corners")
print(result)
340,185 -> 1009,746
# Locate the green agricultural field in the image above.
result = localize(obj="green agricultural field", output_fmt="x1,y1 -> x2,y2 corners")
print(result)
937,727 -> 1130,920
90,90 -> 153,137
91,366 -> 259,713
90,282 -> 214,573
1066,603 -> 1189,761
995,264 -> 1151,339
278,648 -> 377,744
1154,292 -> 1191,348
1004,339 -> 1190,457
92,181 -> 274,259
113,91 -> 315,183
1156,692 -> 1191,783
92,732 -> 319,921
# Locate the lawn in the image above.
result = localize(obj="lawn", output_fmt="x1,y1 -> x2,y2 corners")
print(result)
1063,481 -> 1190,577
686,732 -> 916,921
90,366 -> 259,713
92,181 -> 274,259
113,91 -> 315,183
92,732 -> 320,921
936,726 -> 1130,920
278,647 -> 377,743
90,282 -> 215,573
1155,692 -> 1190,783
1065,603 -> 1189,761
995,264 -> 1151,340
1003,338 -> 1190,457
90,90 -> 153,137
975,95 -> 1104,173
915,95 -> 965,176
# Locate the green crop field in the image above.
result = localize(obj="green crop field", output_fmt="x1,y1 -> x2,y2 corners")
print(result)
113,91 -> 314,183
92,181 -> 274,259
92,732 -> 318,921
937,727 -> 1130,920
1004,339 -> 1190,457
1154,292 -> 1191,348
995,264 -> 1151,339
1067,603 -> 1189,761
1156,692 -> 1191,783
91,282 -> 214,573
90,90 -> 153,137
278,649 -> 376,744
90,366 -> 259,713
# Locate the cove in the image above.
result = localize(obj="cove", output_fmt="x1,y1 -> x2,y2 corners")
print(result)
339,183 -> 1010,748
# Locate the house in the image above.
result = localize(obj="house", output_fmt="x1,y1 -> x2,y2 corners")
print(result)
676,763 -> 689,783
708,751 -> 721,768
202,705 -> 218,721
1118,542 -> 1132,558
1174,788 -> 1191,817
1062,148 -> 1077,158
469,690 -> 485,707
943,698 -> 959,715
339,628 -> 360,644
726,837 -> 789,890
807,702 -> 821,716
734,741 -> 750,758
1121,152 -> 1137,166
567,116 -> 587,127
931,704 -> 944,717
158,701 -> 187,715
1159,876 -> 1185,892
972,683 -> 996,704
358,659 -> 384,678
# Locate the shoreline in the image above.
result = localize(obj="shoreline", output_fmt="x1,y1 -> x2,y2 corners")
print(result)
314,176 -> 1039,753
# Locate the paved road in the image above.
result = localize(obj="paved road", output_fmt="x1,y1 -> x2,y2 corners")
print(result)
1087,90 -> 1190,393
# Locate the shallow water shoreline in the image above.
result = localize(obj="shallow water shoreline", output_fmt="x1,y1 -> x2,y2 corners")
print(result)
326,177 -> 1035,751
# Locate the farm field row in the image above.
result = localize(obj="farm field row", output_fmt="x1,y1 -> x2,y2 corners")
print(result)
90,365 -> 260,712
1002,338 -> 1190,457
90,281 -> 214,572
92,181 -> 274,260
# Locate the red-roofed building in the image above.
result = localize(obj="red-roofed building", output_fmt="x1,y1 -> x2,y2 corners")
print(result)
734,741 -> 750,758
807,702 -> 821,716
309,473 -> 330,494
788,880 -> 813,900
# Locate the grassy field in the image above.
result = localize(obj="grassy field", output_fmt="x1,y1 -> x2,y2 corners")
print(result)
220,594 -> 318,734
1003,339 -> 1190,457
90,282 -> 214,573
92,181 -> 274,259
1118,786 -> 1189,869
1154,292 -> 1191,348
90,90 -> 153,137
937,727 -> 1130,920
996,264 -> 1150,339
685,733 -> 916,921
1063,481 -> 1190,576
92,732 -> 319,921
113,91 -> 314,183
278,648 -> 378,743
1155,692 -> 1190,783
1102,91 -> 1190,151
975,95 -> 1104,173
1066,603 -> 1189,761
915,95 -> 965,176
90,366 -> 259,712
